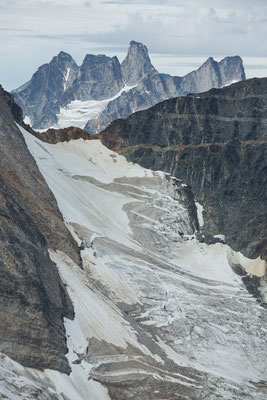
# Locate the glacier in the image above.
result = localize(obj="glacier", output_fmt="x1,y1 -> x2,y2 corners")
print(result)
0,126 -> 266,400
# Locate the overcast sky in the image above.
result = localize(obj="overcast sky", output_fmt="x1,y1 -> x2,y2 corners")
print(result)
1,0 -> 267,90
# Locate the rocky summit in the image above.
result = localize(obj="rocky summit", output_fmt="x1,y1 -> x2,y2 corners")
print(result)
13,41 -> 245,133
101,77 -> 267,265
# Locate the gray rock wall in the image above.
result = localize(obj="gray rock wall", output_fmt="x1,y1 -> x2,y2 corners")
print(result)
0,86 -> 80,372
101,78 -> 267,261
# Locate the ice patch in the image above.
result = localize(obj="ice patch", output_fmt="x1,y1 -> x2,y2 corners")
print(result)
195,201 -> 204,227
63,67 -> 70,91
214,234 -> 225,242
222,79 -> 238,87
23,115 -> 31,126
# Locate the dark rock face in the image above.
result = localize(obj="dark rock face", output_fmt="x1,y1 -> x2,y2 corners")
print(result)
0,86 -> 80,372
63,54 -> 124,104
13,51 -> 79,129
30,126 -> 100,144
13,41 -> 246,133
101,78 -> 267,261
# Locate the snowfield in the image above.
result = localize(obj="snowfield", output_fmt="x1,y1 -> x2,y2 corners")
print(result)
1,126 -> 266,400
52,85 -> 136,130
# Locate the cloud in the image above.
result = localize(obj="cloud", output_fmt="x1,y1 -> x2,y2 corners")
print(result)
0,28 -> 33,32
1,0 -> 267,90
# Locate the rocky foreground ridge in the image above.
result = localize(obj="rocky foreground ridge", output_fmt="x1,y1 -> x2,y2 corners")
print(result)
101,78 -> 267,262
13,41 -> 245,133
0,86 -> 80,373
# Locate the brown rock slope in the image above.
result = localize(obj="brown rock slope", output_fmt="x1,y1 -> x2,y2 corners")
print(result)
9,98 -> 99,144
0,86 -> 80,373
101,78 -> 267,261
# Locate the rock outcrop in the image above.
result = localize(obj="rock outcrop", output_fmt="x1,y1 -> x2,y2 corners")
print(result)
13,41 -> 245,133
101,78 -> 267,261
0,86 -> 80,373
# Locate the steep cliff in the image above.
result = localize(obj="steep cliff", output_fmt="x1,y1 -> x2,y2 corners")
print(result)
0,86 -> 80,373
101,78 -> 267,261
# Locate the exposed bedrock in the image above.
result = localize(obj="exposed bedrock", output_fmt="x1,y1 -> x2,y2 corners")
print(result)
101,78 -> 267,261
0,85 -> 80,372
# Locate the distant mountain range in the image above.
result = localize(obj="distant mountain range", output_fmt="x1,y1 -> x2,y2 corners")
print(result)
13,41 -> 246,133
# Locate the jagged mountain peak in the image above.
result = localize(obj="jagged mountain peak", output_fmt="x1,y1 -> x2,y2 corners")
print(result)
205,56 -> 215,64
121,40 -> 157,85
128,40 -> 150,58
82,53 -> 120,68
49,51 -> 78,70
55,50 -> 74,61
221,55 -> 242,62
218,55 -> 246,81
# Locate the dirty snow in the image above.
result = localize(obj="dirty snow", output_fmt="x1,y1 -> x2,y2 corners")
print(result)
23,115 -> 31,126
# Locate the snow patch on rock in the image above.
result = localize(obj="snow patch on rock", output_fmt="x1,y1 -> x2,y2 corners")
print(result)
195,201 -> 204,227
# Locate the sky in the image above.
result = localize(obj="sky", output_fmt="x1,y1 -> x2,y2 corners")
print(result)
1,0 -> 267,90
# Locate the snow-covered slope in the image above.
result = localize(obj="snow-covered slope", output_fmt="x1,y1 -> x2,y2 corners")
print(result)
1,127 -> 266,400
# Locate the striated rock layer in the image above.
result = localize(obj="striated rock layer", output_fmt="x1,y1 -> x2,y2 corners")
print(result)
0,86 -> 80,373
101,78 -> 267,261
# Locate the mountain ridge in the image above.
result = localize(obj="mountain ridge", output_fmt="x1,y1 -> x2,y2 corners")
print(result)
12,41 -> 246,133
